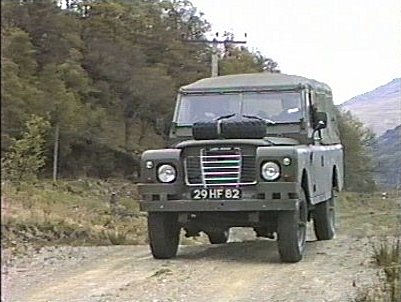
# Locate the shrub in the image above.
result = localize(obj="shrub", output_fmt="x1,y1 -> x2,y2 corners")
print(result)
372,239 -> 400,302
2,115 -> 50,183
354,238 -> 401,302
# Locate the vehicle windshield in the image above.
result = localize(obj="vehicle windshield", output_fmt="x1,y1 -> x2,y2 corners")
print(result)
175,91 -> 303,125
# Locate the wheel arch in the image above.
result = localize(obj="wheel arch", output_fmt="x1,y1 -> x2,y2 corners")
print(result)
301,169 -> 312,205
332,165 -> 339,192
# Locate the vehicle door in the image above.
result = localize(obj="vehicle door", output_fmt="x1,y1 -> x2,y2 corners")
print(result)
308,90 -> 331,203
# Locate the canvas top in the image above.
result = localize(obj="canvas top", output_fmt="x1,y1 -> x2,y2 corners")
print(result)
180,73 -> 331,93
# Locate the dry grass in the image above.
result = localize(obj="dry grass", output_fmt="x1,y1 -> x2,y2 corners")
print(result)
1,179 -> 148,257
2,181 -> 400,301
353,239 -> 400,302
372,239 -> 400,302
338,192 -> 401,237
343,192 -> 401,302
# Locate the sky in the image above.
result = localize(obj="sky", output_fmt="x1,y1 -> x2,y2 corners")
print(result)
190,0 -> 401,104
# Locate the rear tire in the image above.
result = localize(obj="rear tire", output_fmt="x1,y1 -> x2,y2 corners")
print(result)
277,189 -> 307,263
207,229 -> 229,244
148,212 -> 180,259
313,189 -> 336,240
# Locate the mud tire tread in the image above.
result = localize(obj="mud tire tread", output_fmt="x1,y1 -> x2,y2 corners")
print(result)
148,212 -> 180,259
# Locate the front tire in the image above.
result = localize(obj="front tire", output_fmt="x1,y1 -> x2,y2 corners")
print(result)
148,212 -> 180,259
207,229 -> 229,244
313,189 -> 336,240
277,189 -> 308,263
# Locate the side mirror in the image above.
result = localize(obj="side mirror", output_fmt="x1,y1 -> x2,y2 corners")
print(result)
313,112 -> 327,130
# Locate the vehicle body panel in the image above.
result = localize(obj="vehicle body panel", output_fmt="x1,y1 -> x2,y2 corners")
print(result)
138,73 -> 344,249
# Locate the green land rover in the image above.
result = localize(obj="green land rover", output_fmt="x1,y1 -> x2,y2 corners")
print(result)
138,73 -> 344,262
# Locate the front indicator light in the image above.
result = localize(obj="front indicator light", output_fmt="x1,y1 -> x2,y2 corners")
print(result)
282,157 -> 291,166
146,160 -> 154,169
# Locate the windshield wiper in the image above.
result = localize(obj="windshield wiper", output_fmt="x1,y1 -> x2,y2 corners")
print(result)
242,114 -> 276,125
215,113 -> 236,121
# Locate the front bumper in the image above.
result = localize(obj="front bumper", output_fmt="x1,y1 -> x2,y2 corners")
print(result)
138,182 -> 299,212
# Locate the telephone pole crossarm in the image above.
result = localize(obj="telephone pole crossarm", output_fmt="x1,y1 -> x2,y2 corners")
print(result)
182,38 -> 247,77
182,39 -> 247,45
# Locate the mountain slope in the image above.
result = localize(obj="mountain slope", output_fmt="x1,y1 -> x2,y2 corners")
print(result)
340,78 -> 401,135
372,124 -> 401,188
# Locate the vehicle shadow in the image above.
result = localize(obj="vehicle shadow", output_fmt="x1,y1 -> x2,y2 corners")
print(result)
176,239 -> 316,264
177,239 -> 280,263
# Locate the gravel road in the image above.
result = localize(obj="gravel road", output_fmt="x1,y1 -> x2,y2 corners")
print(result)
2,226 -> 378,302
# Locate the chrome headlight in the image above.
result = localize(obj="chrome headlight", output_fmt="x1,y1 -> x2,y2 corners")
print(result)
157,164 -> 177,183
261,161 -> 280,181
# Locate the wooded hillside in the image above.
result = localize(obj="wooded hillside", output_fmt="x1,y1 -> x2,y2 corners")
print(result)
1,0 -> 276,178
1,1 -> 377,191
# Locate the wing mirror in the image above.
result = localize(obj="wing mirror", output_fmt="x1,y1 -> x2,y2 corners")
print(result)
313,112 -> 327,130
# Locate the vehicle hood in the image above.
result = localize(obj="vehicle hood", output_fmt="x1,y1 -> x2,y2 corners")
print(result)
174,137 -> 299,149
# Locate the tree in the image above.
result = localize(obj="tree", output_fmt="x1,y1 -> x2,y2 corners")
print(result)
158,0 -> 211,86
337,109 -> 376,192
1,27 -> 44,153
1,0 -> 282,179
220,44 -> 280,75
2,115 -> 50,182
1,1 -> 110,178
3,0 -> 84,68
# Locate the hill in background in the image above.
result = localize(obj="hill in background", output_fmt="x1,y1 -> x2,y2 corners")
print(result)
371,124 -> 401,189
340,78 -> 400,136
340,78 -> 400,188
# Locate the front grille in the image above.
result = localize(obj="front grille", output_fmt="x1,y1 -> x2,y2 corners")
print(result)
185,147 -> 256,186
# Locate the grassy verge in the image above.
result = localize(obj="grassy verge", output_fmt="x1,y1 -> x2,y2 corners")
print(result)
338,191 -> 401,237
339,192 -> 401,302
353,238 -> 400,302
1,179 -> 148,257
2,180 -> 400,296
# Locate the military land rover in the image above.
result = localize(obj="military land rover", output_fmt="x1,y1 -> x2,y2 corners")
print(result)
138,73 -> 344,262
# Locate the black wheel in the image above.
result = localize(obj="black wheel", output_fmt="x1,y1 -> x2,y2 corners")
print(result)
277,189 -> 308,263
313,189 -> 336,240
207,229 -> 229,244
148,212 -> 180,259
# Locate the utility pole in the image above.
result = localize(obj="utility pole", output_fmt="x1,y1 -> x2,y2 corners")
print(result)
183,33 -> 247,77
52,124 -> 59,182
211,39 -> 219,77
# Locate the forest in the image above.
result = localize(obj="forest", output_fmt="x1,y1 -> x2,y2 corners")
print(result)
1,0 -> 375,192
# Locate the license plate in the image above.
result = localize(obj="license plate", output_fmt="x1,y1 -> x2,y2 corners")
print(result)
191,188 -> 241,200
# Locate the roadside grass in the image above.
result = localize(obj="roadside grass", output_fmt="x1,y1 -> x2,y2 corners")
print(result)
340,192 -> 400,302
338,191 -> 401,237
353,238 -> 400,302
2,185 -> 399,250
1,179 -> 148,258
372,239 -> 400,302
2,180 -> 400,299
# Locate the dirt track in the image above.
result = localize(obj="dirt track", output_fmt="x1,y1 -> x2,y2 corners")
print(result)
2,226 -> 379,302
